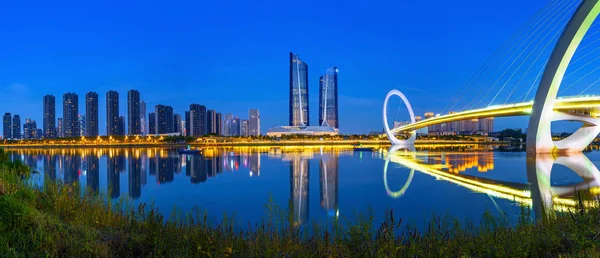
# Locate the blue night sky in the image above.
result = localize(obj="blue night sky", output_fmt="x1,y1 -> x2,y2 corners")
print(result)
0,0 -> 549,134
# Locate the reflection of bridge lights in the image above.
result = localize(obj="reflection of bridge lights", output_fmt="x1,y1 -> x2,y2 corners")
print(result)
249,171 -> 253,177
383,150 -> 414,199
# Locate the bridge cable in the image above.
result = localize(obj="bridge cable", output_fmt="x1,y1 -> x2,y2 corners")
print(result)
493,4 -> 576,106
474,0 -> 578,108
464,0 -> 573,109
577,76 -> 600,95
442,0 -> 563,114
559,59 -> 600,94
455,0 -> 566,112
460,0 -> 572,111
502,9 -> 574,104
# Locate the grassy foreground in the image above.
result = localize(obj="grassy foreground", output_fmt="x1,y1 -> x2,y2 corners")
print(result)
1,150 -> 600,257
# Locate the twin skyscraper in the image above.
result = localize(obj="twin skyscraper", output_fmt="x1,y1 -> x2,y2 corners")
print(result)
267,52 -> 339,137
289,52 -> 339,129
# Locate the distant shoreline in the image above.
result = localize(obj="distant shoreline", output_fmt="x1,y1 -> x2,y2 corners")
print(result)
0,140 -> 511,149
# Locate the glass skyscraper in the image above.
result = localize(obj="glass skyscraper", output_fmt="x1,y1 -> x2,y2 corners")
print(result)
319,67 -> 339,129
43,95 -> 56,138
62,93 -> 79,137
85,92 -> 99,137
289,52 -> 309,126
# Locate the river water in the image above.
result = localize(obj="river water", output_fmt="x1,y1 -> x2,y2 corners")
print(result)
8,145 -> 600,228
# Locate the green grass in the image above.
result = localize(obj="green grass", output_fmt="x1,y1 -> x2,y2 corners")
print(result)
1,149 -> 600,257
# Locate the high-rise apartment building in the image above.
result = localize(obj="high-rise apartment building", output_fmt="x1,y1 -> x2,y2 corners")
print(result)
12,115 -> 20,139
148,112 -> 156,135
223,113 -> 233,136
319,67 -> 339,129
215,112 -> 222,136
118,116 -> 125,135
63,93 -> 79,137
43,95 -> 56,138
424,112 -> 436,134
241,119 -> 249,136
184,111 -> 190,136
57,118 -> 63,138
106,91 -> 120,136
78,114 -> 86,137
232,117 -> 240,136
24,118 -> 37,139
3,113 -> 11,139
289,52 -> 309,126
479,117 -> 494,134
85,92 -> 99,137
174,114 -> 182,133
128,89 -> 141,135
154,105 -> 174,134
140,101 -> 147,135
206,109 -> 217,135
189,104 -> 206,136
248,109 -> 260,136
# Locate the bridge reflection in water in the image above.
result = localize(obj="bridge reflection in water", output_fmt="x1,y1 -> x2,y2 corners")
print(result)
384,146 -> 600,219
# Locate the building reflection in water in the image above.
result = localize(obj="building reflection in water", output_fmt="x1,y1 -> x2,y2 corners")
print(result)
156,154 -> 176,184
288,154 -> 309,226
107,156 -> 121,199
320,154 -> 338,217
86,155 -> 100,194
249,153 -> 260,177
44,154 -> 57,181
141,152 -> 147,187
129,155 -> 142,199
63,155 -> 80,184
443,153 -> 494,173
188,154 -> 207,184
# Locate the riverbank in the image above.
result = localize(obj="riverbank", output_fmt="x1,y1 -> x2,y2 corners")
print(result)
1,150 -> 598,257
0,139 -> 509,149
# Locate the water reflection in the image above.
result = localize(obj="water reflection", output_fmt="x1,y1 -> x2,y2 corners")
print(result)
287,153 -> 310,225
527,153 -> 600,219
385,147 -> 600,219
11,145 -> 600,227
107,155 -> 123,199
87,155 -> 99,194
44,154 -> 56,181
320,154 -> 339,217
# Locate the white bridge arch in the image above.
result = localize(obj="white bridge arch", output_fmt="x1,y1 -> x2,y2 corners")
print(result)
527,0 -> 600,154
382,89 -> 416,145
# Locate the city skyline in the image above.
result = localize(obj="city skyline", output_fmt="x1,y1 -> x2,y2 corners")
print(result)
0,0 -> 573,134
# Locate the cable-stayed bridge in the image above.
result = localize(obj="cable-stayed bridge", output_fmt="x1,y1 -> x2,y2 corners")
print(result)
384,0 -> 600,154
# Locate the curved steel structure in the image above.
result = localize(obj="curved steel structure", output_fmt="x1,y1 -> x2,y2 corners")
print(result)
383,145 -> 415,198
527,0 -> 600,154
383,89 -> 416,145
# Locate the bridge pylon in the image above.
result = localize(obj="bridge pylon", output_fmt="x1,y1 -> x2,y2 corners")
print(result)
527,0 -> 600,154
